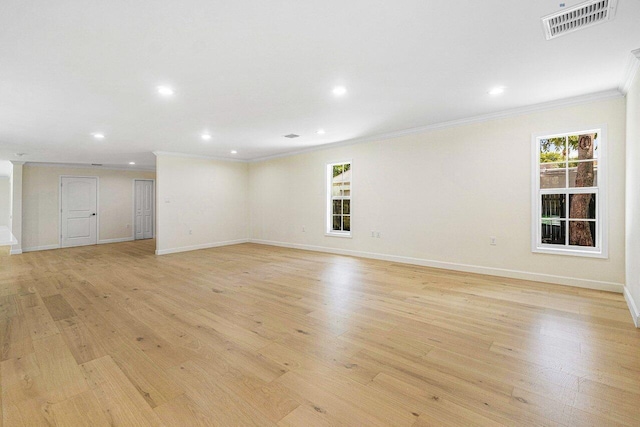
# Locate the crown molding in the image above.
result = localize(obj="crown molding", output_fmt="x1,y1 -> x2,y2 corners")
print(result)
152,151 -> 248,163
9,161 -> 25,166
619,48 -> 640,95
24,162 -> 155,172
250,89 -> 623,163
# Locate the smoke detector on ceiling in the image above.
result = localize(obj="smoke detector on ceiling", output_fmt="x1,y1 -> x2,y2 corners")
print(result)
542,0 -> 618,40
284,134 -> 300,138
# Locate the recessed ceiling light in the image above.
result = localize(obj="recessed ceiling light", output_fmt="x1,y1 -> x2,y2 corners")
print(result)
92,133 -> 105,139
332,86 -> 347,96
488,86 -> 505,96
201,133 -> 212,141
129,162 -> 136,165
230,150 -> 237,154
157,86 -> 174,96
317,129 -> 326,135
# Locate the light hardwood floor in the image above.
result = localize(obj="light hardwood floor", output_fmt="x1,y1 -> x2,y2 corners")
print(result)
1,240 -> 639,426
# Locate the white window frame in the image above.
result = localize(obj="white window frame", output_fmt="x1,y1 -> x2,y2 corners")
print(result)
531,125 -> 608,258
326,161 -> 352,238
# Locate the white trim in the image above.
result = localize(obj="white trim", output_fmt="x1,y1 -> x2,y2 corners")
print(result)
20,238 -> 134,251
619,49 -> 640,95
623,286 -> 640,328
249,239 -> 623,293
152,151 -> 247,163
324,233 -> 353,239
59,175 -> 100,248
98,237 -> 134,245
155,239 -> 249,255
531,126 -> 608,258
22,244 -> 60,253
25,162 -> 155,172
250,89 -> 623,163
10,249 -> 22,255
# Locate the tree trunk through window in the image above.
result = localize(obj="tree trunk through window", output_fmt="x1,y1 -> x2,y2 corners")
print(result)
569,134 -> 594,246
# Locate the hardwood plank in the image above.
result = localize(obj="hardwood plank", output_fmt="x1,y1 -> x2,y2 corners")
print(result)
167,361 -> 277,426
32,333 -> 89,402
23,305 -> 60,341
43,390 -> 112,427
81,355 -> 165,426
109,341 -> 183,408
0,315 -> 33,361
56,317 -> 110,365
42,294 -> 76,321
153,394 -> 217,427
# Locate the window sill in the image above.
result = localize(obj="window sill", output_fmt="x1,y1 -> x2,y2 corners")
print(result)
325,232 -> 352,239
532,246 -> 608,259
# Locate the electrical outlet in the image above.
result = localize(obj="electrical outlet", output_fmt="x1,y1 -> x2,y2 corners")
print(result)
376,232 -> 381,238
490,236 -> 497,245
371,231 -> 375,237
189,229 -> 193,235
302,226 -> 305,232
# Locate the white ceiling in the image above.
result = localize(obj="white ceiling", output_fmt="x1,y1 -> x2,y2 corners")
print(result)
0,1 -> 638,169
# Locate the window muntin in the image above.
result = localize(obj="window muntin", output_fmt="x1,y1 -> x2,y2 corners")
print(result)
533,129 -> 606,257
327,162 -> 351,236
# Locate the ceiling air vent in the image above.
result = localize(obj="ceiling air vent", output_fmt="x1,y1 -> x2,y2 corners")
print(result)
91,163 -> 103,166
284,134 -> 300,138
542,0 -> 617,40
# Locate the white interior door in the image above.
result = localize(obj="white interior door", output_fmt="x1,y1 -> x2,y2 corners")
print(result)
61,177 -> 98,248
135,180 -> 154,240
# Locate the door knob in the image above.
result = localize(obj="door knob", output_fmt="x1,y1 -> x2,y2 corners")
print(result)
91,213 -> 96,216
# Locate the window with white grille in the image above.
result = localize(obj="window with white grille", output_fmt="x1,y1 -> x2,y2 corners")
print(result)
326,162 -> 351,236
532,127 -> 607,257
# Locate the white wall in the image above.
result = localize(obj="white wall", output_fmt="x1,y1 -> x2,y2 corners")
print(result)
625,66 -> 640,326
22,165 -> 155,250
155,154 -> 249,255
0,177 -> 10,227
249,97 -> 626,292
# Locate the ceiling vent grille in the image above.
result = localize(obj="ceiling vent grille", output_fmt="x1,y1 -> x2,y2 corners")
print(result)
284,134 -> 300,138
542,0 -> 617,40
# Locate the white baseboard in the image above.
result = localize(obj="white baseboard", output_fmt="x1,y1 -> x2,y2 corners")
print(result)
155,239 -> 250,255
624,286 -> 640,328
249,239 -> 624,294
10,248 -> 22,255
22,244 -> 60,253
98,237 -> 134,245
22,237 -> 134,252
